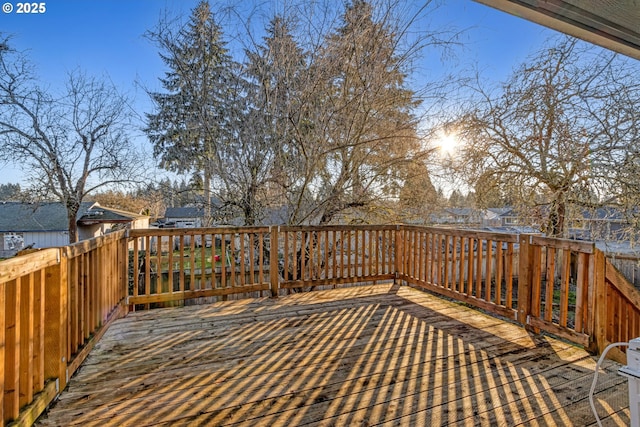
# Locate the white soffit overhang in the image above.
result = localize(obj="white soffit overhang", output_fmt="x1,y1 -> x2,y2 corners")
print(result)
475,0 -> 640,60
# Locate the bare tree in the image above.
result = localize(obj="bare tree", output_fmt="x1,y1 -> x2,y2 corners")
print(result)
265,0 -> 449,225
451,36 -> 640,237
0,37 -> 139,243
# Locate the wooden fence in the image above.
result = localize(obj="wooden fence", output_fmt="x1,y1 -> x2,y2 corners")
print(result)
0,231 -> 127,427
2,225 -> 640,425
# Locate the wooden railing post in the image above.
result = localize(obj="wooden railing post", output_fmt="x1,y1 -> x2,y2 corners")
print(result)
120,234 -> 129,316
270,226 -> 279,298
517,234 -> 532,325
394,226 -> 403,283
590,249 -> 607,354
44,249 -> 68,393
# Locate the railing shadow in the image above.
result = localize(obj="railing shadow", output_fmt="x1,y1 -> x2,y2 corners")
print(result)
38,285 -> 628,426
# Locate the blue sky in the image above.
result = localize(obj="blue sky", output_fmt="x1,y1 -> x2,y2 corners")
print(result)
0,0 -> 554,185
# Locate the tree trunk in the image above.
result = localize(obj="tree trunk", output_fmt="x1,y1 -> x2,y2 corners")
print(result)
548,199 -> 566,238
68,209 -> 79,244
203,170 -> 212,227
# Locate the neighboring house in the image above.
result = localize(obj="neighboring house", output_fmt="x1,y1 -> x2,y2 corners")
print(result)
498,208 -> 521,227
569,207 -> 634,242
431,208 -> 496,226
162,207 -> 205,228
162,204 -> 289,228
77,204 -> 150,240
485,208 -> 513,227
0,201 -> 149,258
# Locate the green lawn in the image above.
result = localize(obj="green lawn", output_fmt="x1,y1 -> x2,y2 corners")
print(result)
149,247 -> 228,272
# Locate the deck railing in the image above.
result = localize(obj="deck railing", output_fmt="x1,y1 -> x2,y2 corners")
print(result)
2,224 -> 640,425
398,227 -> 520,321
0,230 -> 126,426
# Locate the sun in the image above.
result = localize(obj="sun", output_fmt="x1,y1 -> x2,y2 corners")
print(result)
436,131 -> 460,156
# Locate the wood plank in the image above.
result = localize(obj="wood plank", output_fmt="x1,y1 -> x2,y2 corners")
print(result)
43,257 -> 68,392
505,242 -> 514,309
128,284 -> 272,305
605,258 -> 640,309
221,234 -> 226,289
560,248 -> 571,327
451,236 -> 458,293
0,280 -> 5,425
575,252 -> 587,333
545,247 -> 556,322
0,248 -> 59,283
531,236 -> 594,253
458,237 -> 466,295
280,275 -> 394,289
475,237 -> 483,298
495,242 -> 502,305
467,237 -> 475,297
33,269 -> 45,393
5,278 -> 21,420
11,380 -> 58,427
19,275 -> 34,407
486,239 -> 493,301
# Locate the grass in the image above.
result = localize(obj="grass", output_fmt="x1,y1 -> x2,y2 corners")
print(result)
149,247 -> 228,272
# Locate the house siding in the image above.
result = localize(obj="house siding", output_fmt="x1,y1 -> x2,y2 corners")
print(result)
0,230 -> 68,258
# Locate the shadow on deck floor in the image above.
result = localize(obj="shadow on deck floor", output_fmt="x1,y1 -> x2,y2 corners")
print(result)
37,284 -> 629,426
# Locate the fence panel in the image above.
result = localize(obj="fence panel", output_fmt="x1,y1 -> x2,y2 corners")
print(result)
128,227 -> 273,306
597,257 -> 640,363
277,225 -> 396,291
524,236 -> 595,346
0,249 -> 60,426
399,226 -> 519,320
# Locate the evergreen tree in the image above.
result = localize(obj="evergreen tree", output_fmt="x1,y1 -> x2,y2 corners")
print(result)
145,1 -> 233,225
244,16 -> 310,223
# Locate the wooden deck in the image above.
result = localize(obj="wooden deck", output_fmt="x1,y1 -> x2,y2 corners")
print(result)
37,284 -> 629,426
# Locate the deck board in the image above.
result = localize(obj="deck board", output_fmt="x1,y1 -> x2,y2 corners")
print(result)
37,284 -> 629,426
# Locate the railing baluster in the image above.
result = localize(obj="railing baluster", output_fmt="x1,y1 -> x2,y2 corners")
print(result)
34,269 -> 45,393
292,232 -> 298,282
19,275 -> 34,407
239,232 -> 246,287
559,248 -> 571,327
444,235 -> 451,290
506,242 -> 514,309
459,237 -> 466,294
544,247 -> 556,322
201,234 -> 207,290
495,242 -> 503,305
324,230 -> 329,280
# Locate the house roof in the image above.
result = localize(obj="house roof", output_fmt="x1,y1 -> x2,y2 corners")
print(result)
77,203 -> 148,225
164,206 -> 205,219
487,207 -> 513,216
0,201 -> 147,232
0,201 -> 91,232
581,207 -> 627,221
